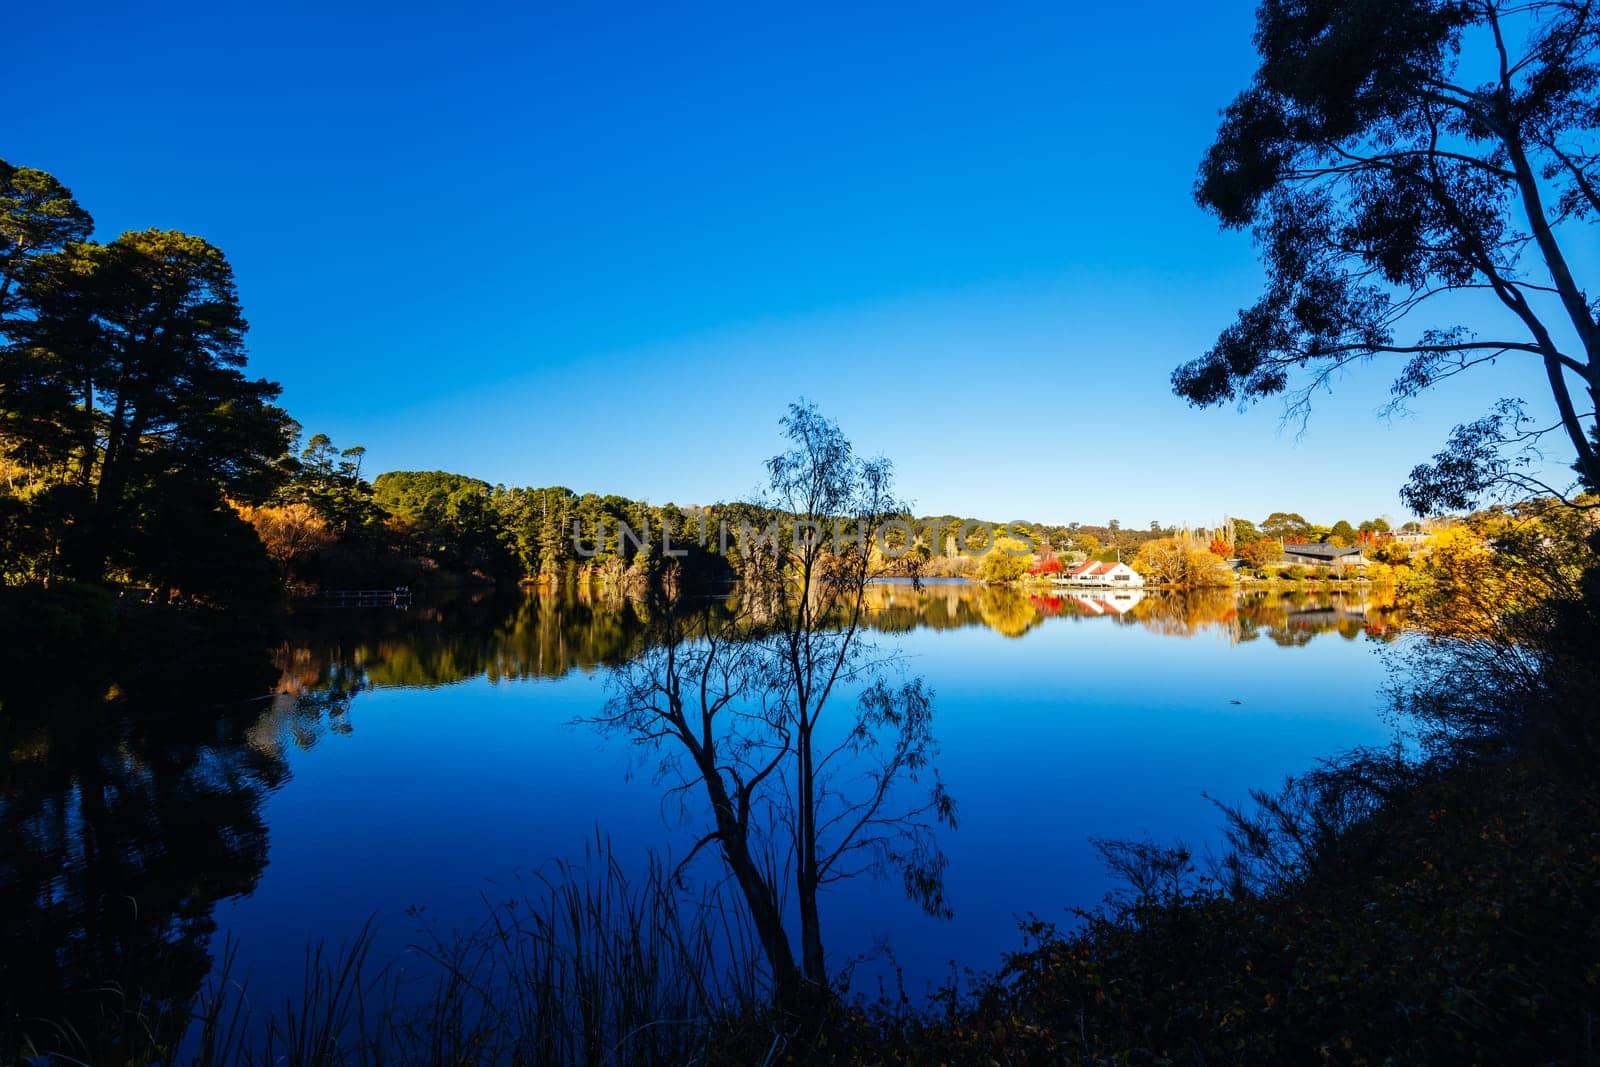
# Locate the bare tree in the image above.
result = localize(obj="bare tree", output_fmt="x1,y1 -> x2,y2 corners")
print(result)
590,401 -> 956,1011
600,593 -> 804,1004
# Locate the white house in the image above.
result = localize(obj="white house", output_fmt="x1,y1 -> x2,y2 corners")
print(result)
1055,560 -> 1146,588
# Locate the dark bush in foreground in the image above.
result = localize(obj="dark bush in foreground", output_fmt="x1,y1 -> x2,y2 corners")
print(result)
0,581 -> 116,661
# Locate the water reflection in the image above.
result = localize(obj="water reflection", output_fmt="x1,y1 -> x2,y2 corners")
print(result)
266,585 -> 1406,724
1,690 -> 283,1061
0,582 -> 1405,1059
859,581 -> 1404,644
262,587 -> 656,739
267,585 -> 1405,711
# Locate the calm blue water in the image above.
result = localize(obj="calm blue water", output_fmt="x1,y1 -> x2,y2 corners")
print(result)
206,583 -> 1400,1003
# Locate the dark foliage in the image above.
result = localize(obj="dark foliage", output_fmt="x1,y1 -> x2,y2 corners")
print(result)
1178,0 -> 1600,505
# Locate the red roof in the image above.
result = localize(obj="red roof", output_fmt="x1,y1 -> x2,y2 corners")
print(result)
1068,561 -> 1121,576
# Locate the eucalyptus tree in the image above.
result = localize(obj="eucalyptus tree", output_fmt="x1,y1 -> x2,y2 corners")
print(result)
595,402 -> 956,1010
1261,511 -> 1311,541
1177,0 -> 1600,509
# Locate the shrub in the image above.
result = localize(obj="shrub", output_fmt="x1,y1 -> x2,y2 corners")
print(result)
0,581 -> 117,657
238,502 -> 336,567
0,581 -> 118,692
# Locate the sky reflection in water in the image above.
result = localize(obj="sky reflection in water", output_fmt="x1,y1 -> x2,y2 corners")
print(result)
217,582 -> 1400,1000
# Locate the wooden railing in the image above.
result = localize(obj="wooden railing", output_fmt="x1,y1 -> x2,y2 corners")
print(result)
306,587 -> 413,608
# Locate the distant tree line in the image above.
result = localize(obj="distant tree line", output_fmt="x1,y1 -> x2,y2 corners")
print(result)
0,153 -> 1423,607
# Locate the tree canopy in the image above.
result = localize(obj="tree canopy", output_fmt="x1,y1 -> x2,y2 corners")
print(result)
0,159 -> 93,328
1,186 -> 294,590
1176,0 -> 1600,509
1261,511 -> 1311,540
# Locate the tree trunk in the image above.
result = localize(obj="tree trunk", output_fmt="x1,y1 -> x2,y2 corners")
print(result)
1496,112 -> 1600,491
699,756 -> 804,1009
799,870 -> 825,987
797,727 -> 827,988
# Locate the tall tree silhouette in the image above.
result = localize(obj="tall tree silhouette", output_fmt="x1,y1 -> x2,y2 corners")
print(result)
8,227 -> 293,582
1178,0 -> 1600,508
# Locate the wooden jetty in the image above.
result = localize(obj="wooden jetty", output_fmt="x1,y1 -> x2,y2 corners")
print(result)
307,587 -> 413,608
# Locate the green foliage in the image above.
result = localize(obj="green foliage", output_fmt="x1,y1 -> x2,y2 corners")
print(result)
282,432 -> 380,537
1230,517 -> 1262,546
0,157 -> 93,327
1,189 -> 295,593
0,493 -> 47,583
18,229 -> 292,502
1260,511 -> 1308,540
373,470 -> 514,578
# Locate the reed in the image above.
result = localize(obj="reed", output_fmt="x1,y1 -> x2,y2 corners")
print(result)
10,839 -> 766,1066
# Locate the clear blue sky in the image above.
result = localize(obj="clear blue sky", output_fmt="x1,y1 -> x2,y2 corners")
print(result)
9,1 -> 1571,525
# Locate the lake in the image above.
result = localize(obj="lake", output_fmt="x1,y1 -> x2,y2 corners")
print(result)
1,581 -> 1406,1036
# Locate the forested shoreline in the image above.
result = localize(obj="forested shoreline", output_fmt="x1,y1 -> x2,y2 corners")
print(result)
0,151 -> 1426,609
0,156 -> 1435,622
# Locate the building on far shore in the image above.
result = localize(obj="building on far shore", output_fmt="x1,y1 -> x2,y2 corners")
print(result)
1057,560 -> 1146,587
1281,542 -> 1368,567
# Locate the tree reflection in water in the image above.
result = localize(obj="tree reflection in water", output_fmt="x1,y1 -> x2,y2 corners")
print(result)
0,582 -> 1406,1060
0,648 -> 282,1062
861,580 -> 1406,644
273,585 -> 1406,716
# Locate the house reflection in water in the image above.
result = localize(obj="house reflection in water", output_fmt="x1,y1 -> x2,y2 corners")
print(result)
1065,589 -> 1146,616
